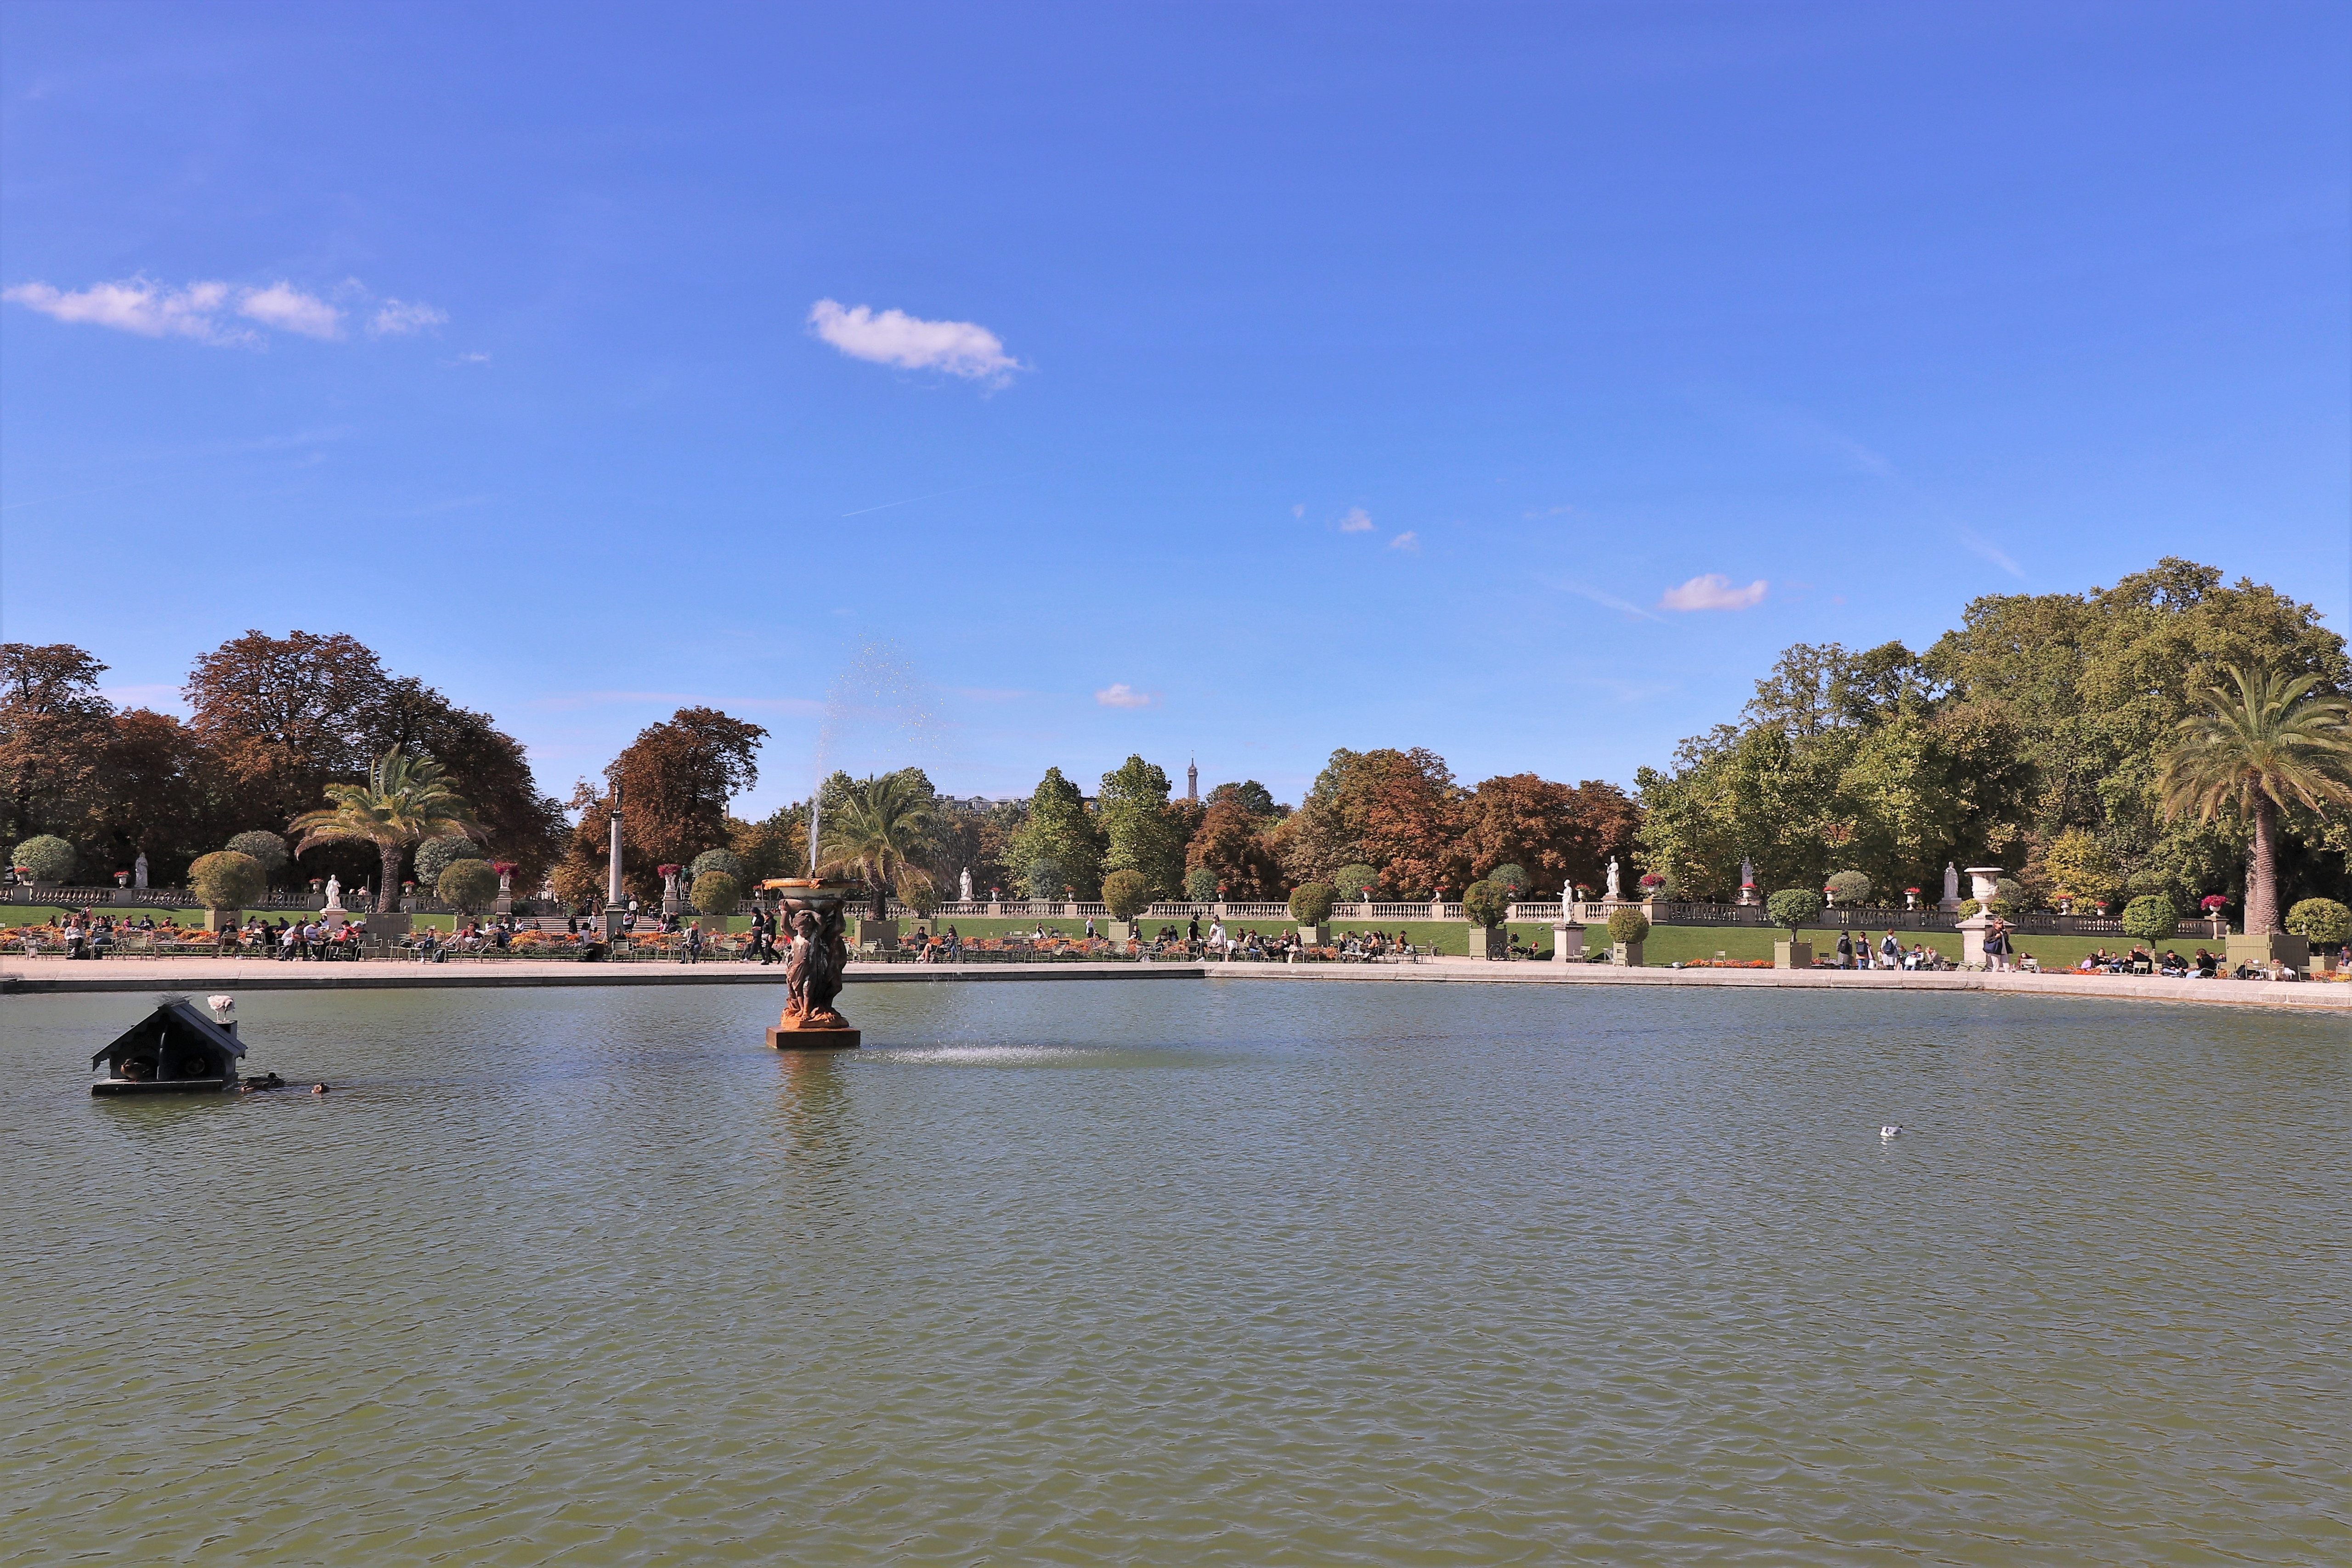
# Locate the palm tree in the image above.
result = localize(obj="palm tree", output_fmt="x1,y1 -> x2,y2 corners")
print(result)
817,773 -> 939,918
2158,666 -> 2352,934
290,747 -> 484,913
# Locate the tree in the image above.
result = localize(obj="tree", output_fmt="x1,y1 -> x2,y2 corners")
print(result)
0,644 -> 120,855
289,747 -> 484,912
691,870 -> 741,916
1461,880 -> 1508,930
226,831 -> 291,882
1485,863 -> 1531,899
1098,756 -> 1186,898
1185,793 -> 1282,900
1005,768 -> 1103,898
1183,865 -> 1220,900
438,860 -> 499,912
2158,667 -> 2352,934
2120,894 -> 2178,948
1334,862 -> 1381,900
1459,774 -> 1640,895
690,848 -> 746,882
1765,888 -> 1824,932
1205,780 -> 1283,819
1606,906 -> 1652,945
2284,897 -> 2351,947
1102,869 -> 1151,923
611,707 -> 768,868
1289,882 -> 1336,926
1825,870 -> 1872,905
1281,747 -> 1465,895
188,850 -> 266,911
2037,827 -> 2120,908
414,835 -> 487,888
818,772 -> 940,917
11,834 -> 76,882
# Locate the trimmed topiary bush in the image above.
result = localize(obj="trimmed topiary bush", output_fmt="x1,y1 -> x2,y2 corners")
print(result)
1182,865 -> 1219,901
1606,906 -> 1651,945
1825,870 -> 1872,905
1103,869 -> 1151,923
690,848 -> 746,883
2285,897 -> 2352,946
1288,881 -> 1336,927
188,850 -> 266,910
2120,894 -> 2178,946
438,860 -> 499,911
11,834 -> 77,883
1484,863 -> 1531,900
1461,880 -> 1509,930
225,831 -> 290,877
1766,888 -> 1825,931
1333,863 -> 1381,900
414,835 -> 487,888
692,871 -> 741,916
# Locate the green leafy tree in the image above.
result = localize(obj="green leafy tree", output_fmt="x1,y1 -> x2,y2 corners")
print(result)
413,834 -> 487,889
1460,880 -> 1508,930
1005,768 -> 1103,898
1825,870 -> 1872,905
1023,856 -> 1064,901
1289,882 -> 1336,926
690,847 -> 746,883
438,860 -> 499,912
691,870 -> 741,916
1099,755 -> 1185,898
1765,888 -> 1824,932
225,831 -> 289,881
1333,862 -> 1381,900
2037,826 -> 2120,907
1484,863 -> 1531,899
2284,897 -> 2350,946
1102,869 -> 1151,923
188,849 -> 266,910
10,833 -> 76,882
2159,666 -> 2352,934
288,747 -> 484,913
1183,865 -> 1219,901
817,772 -> 941,918
2120,894 -> 2178,947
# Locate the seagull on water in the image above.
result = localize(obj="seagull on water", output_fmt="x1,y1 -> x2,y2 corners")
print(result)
1881,1124 -> 1902,1139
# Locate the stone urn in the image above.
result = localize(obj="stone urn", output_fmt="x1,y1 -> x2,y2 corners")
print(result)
761,879 -> 860,1049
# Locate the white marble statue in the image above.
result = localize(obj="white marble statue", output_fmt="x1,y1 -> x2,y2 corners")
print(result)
1740,854 -> 1755,888
959,866 -> 973,904
1562,877 -> 1574,911
1606,856 -> 1621,900
1943,863 -> 1960,904
134,851 -> 148,890
323,874 -> 343,911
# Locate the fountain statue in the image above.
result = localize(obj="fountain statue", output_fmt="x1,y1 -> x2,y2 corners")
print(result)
761,877 -> 860,1049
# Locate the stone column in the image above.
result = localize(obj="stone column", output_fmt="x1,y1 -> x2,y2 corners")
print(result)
605,784 -> 628,944
1553,923 -> 1584,962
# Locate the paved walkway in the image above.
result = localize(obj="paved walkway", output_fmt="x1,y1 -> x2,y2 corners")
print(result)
3,956 -> 2345,1012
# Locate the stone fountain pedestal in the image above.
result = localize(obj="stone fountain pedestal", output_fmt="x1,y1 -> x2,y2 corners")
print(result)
763,879 -> 861,1049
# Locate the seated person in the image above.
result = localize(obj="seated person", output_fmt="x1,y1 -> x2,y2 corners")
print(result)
2017,952 -> 2041,973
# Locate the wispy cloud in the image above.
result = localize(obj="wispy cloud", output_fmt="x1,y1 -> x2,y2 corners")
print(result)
1521,504 -> 1575,520
1095,683 -> 1159,709
443,350 -> 492,366
237,281 -> 342,339
1338,507 -> 1374,533
535,689 -> 826,715
5,273 -> 441,349
1542,578 -> 1664,622
808,298 -> 1021,382
370,299 -> 448,336
1956,526 -> 2025,579
1388,530 -> 1419,551
1291,503 -> 1306,519
1659,573 -> 1768,611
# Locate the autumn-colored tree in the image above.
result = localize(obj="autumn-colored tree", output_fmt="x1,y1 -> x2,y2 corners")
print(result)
0,643 -> 119,850
1357,748 -> 1467,897
555,706 -> 768,906
1186,794 -> 1283,899
1459,773 -> 1641,896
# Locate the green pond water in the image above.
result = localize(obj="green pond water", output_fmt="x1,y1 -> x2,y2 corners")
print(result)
2,982 -> 2346,1566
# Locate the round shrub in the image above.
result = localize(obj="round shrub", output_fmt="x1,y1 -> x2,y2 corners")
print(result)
414,835 -> 487,888
188,850 -> 266,910
692,870 -> 741,915
1460,880 -> 1509,930
1182,865 -> 1220,901
1289,881 -> 1336,927
1606,906 -> 1652,945
1485,863 -> 1531,899
1334,863 -> 1381,900
690,848 -> 746,883
225,831 -> 290,877
1103,869 -> 1152,922
438,860 -> 499,911
2120,894 -> 2178,946
1956,898 -> 2015,919
2285,897 -> 2352,946
1825,870 -> 1872,905
1996,877 -> 2024,907
1765,888 -> 1825,931
11,834 -> 77,883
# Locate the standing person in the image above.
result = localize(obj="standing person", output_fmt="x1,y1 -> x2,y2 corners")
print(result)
1836,929 -> 1854,969
684,920 -> 703,964
1879,930 -> 1901,969
1085,916 -> 1097,941
1187,914 -> 1200,946
1988,919 -> 2012,972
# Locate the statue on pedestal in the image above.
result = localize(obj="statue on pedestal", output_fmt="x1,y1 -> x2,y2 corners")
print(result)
959,866 -> 973,904
1941,862 -> 1961,910
1606,856 -> 1621,901
323,874 -> 343,911
134,851 -> 148,890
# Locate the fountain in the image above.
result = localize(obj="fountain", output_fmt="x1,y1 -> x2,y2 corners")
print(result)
760,879 -> 859,1049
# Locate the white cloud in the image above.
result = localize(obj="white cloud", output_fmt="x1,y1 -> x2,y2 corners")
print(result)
1095,683 -> 1159,709
370,298 -> 448,336
808,298 -> 1020,381
1659,573 -> 1768,611
237,281 -> 342,339
4,273 -> 443,347
2,277 -> 239,341
1291,503 -> 1306,518
444,351 -> 492,366
1338,507 -> 1374,533
1388,531 -> 1419,551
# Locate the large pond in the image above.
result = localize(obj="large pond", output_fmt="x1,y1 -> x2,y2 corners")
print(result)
3,982 -> 2346,1565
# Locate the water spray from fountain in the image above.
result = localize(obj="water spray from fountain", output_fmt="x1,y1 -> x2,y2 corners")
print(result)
806,637 -> 945,874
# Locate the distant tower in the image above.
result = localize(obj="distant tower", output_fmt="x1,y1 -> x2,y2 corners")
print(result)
1187,755 -> 1198,803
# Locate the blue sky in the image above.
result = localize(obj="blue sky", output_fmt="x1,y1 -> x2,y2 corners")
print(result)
3,1 -> 2346,818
